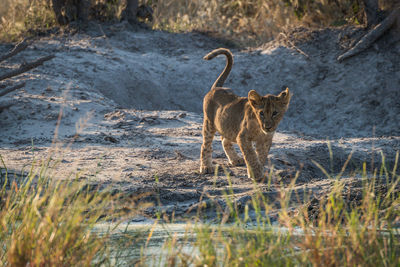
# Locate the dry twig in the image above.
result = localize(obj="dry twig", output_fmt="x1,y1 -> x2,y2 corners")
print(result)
0,55 -> 55,82
279,33 -> 310,59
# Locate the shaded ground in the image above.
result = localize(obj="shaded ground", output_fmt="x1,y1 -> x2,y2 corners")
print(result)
0,22 -> 399,220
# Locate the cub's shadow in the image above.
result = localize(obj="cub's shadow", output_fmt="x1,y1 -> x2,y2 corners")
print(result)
204,138 -> 400,185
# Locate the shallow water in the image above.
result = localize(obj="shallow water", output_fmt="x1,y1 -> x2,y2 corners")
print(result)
94,222 -> 199,265
94,222 -> 300,265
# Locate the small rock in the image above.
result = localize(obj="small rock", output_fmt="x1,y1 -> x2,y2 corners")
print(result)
104,136 -> 118,143
178,113 -> 186,118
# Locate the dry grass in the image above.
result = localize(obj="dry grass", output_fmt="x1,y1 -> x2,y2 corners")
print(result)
0,0 -> 56,42
1,0 -> 390,45
149,0 -> 375,46
0,0 -> 125,42
151,0 -> 297,46
0,154 -> 148,265
160,152 -> 400,266
151,0 -> 396,45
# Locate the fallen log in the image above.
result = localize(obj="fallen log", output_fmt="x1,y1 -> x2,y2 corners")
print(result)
0,82 -> 25,97
338,7 -> 400,62
0,55 -> 55,82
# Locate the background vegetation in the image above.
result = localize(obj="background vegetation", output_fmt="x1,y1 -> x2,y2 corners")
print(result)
0,0 -> 397,45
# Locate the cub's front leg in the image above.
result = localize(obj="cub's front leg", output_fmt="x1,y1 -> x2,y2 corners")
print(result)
221,137 -> 245,166
255,134 -> 273,166
237,134 -> 263,180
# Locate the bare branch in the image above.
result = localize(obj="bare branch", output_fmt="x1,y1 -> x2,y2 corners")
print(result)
279,33 -> 310,59
338,7 -> 400,62
0,38 -> 33,63
0,55 -> 55,82
0,82 -> 25,97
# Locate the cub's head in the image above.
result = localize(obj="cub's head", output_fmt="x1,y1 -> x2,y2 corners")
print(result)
248,88 -> 291,133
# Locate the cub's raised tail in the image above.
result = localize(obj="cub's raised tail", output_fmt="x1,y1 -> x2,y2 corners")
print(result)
203,48 -> 233,89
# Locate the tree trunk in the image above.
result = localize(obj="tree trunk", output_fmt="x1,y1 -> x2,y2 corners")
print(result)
77,0 -> 90,23
122,0 -> 139,24
363,0 -> 380,28
52,0 -> 68,25
51,0 -> 90,25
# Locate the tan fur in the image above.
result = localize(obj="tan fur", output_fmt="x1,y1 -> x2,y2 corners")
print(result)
200,48 -> 291,181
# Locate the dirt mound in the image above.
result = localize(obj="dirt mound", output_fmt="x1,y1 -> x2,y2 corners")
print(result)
265,27 -> 400,138
67,24 -> 400,138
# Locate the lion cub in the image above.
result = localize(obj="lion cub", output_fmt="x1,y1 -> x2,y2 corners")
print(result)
200,48 -> 291,181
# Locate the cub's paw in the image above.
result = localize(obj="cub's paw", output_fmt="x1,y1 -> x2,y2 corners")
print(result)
254,175 -> 266,183
247,168 -> 265,182
229,158 -> 245,166
200,165 -> 215,174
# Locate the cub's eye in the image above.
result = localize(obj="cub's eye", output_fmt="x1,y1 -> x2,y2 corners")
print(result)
259,111 -> 264,117
272,111 -> 278,117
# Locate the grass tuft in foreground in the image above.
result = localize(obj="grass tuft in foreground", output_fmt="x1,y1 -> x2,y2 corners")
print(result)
0,155 -> 146,266
160,152 -> 400,266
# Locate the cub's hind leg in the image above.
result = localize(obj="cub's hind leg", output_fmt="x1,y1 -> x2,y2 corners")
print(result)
200,119 -> 216,174
221,137 -> 245,166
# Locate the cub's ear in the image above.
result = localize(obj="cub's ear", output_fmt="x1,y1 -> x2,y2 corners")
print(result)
278,87 -> 291,104
248,90 -> 263,108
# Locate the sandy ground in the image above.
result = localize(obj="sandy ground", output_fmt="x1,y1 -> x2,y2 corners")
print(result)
0,22 -> 399,220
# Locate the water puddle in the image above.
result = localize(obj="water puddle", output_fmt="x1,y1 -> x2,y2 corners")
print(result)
93,221 -> 303,265
94,222 -> 199,265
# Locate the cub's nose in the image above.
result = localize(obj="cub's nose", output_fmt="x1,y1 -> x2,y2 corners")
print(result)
264,122 -> 273,130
